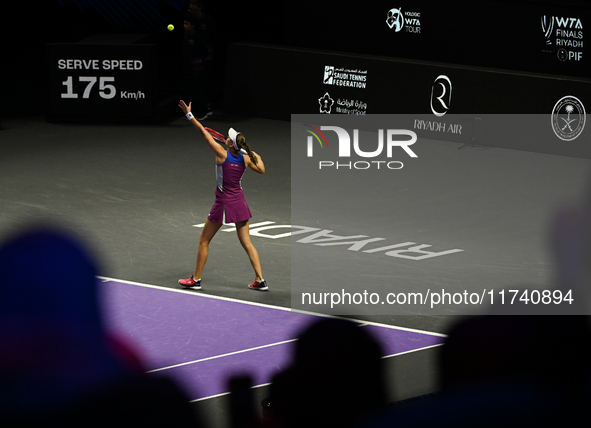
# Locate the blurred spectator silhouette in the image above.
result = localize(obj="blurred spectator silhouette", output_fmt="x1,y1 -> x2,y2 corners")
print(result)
262,317 -> 387,428
0,224 -> 202,426
441,315 -> 591,398
439,314 -> 589,425
362,314 -> 590,428
227,374 -> 259,428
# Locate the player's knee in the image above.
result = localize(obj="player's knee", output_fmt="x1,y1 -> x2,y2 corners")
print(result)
238,237 -> 250,249
199,236 -> 212,246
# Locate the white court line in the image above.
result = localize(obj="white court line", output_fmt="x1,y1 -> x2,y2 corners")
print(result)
146,338 -> 298,374
146,330 -> 441,374
191,382 -> 271,403
98,276 -> 448,338
383,343 -> 443,359
188,344 -> 444,403
99,276 -> 446,402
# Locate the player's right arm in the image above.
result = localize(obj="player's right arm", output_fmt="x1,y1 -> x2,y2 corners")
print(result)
178,100 -> 226,161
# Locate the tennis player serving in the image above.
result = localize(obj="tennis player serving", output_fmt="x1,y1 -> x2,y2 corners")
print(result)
178,100 -> 268,291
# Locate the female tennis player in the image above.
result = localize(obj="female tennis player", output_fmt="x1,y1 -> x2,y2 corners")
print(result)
177,100 -> 268,291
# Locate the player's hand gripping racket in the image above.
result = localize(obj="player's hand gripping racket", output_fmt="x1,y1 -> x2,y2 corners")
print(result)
204,127 -> 247,154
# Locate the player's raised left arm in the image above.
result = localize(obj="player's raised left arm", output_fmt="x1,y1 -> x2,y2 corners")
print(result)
246,151 -> 265,174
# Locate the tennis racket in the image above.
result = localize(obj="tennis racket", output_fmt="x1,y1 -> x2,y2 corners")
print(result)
204,127 -> 227,144
204,127 -> 247,154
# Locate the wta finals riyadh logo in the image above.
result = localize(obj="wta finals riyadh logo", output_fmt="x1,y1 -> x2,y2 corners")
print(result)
551,95 -> 586,141
541,16 -> 554,45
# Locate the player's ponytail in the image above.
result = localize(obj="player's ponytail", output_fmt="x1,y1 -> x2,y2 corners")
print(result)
237,134 -> 262,172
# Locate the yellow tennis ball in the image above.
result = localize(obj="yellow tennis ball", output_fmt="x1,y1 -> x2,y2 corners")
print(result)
167,24 -> 174,31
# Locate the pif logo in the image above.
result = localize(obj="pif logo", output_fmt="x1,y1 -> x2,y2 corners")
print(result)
303,124 -> 417,170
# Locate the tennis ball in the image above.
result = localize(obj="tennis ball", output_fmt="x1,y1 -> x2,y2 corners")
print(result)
167,24 -> 174,31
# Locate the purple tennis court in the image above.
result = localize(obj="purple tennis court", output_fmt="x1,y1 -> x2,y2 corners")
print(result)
4,1 -> 591,426
99,278 -> 446,401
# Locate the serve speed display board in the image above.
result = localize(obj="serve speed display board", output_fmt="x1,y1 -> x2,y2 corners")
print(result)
46,42 -> 156,121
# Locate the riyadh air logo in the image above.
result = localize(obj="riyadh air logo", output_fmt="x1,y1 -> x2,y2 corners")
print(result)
303,125 -> 417,170
319,92 -> 334,113
386,8 -> 404,31
551,96 -> 586,141
430,75 -> 452,117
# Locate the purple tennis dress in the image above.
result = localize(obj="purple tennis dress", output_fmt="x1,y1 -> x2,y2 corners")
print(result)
208,151 -> 252,224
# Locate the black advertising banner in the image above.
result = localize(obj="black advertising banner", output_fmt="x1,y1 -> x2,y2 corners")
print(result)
225,42 -> 591,158
285,0 -> 591,79
46,43 -> 156,121
225,43 -> 591,116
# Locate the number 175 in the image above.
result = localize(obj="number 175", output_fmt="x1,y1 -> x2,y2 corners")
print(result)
61,76 -> 116,99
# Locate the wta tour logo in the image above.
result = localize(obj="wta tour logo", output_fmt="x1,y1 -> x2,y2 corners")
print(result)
386,7 -> 421,33
551,95 -> 586,141
386,8 -> 404,31
302,124 -> 417,170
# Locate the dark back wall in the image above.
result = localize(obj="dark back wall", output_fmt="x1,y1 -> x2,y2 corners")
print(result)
2,1 -> 589,118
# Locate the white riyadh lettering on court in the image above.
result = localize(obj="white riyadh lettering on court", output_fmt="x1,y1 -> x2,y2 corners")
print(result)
192,221 -> 464,260
193,221 -> 275,231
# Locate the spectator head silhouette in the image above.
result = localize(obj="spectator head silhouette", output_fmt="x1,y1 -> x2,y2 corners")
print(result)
267,317 -> 387,428
0,225 -> 141,418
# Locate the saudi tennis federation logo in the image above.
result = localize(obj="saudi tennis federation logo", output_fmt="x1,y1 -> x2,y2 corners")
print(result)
551,96 -> 586,141
324,66 -> 335,84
